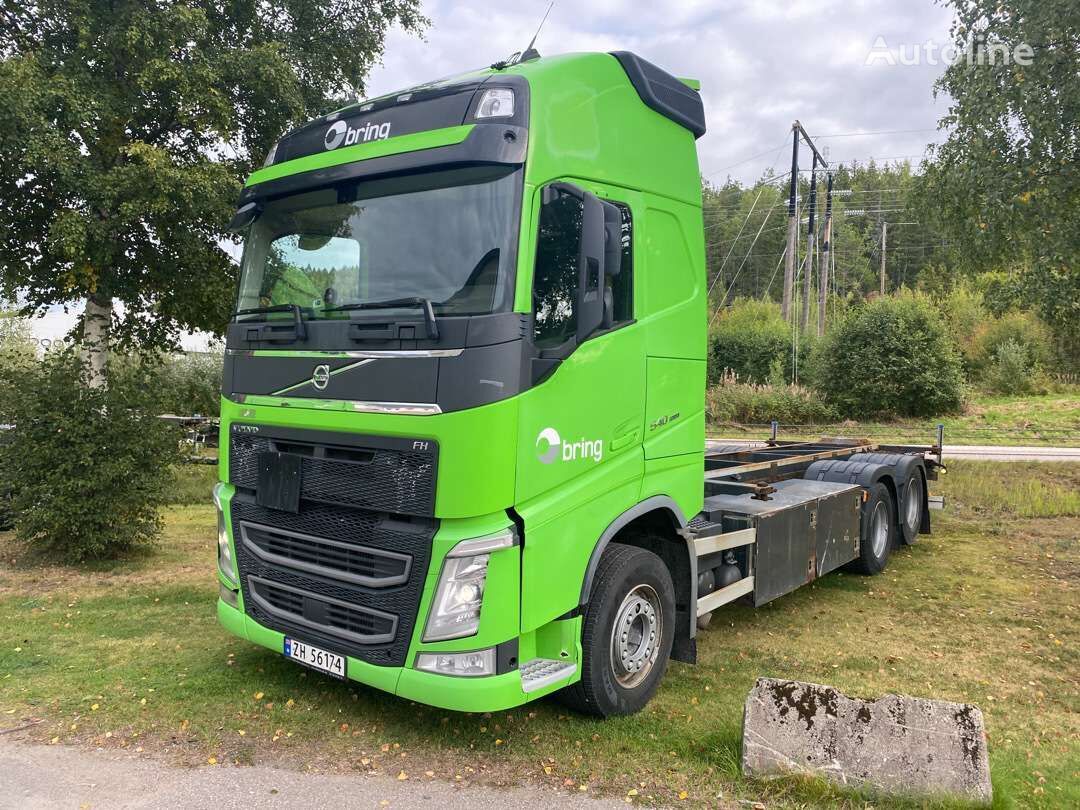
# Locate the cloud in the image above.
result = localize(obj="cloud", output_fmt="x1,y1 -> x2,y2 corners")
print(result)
366,0 -> 955,182
31,1 -> 957,345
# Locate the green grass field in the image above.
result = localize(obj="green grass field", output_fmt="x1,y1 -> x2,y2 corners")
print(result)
708,393 -> 1080,447
0,463 -> 1077,808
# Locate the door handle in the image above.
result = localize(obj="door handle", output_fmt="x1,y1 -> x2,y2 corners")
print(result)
610,420 -> 640,452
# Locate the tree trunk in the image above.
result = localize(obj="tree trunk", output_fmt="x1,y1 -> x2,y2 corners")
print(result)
82,294 -> 112,388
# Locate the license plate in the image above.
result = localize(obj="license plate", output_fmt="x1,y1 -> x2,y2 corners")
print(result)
283,637 -> 346,680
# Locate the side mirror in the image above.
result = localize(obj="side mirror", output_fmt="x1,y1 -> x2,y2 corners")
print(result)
576,190 -> 606,342
535,183 -> 622,351
227,202 -> 262,232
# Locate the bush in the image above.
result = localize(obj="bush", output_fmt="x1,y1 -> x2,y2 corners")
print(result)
970,310 -> 1051,385
984,339 -> 1041,395
111,349 -> 223,417
0,352 -> 183,562
933,282 -> 987,373
813,293 -> 966,418
708,299 -> 789,385
706,371 -> 838,425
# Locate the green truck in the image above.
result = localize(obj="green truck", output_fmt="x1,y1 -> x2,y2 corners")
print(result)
216,50 -> 940,716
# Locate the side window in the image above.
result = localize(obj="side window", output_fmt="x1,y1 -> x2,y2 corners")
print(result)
533,192 -> 582,348
609,202 -> 633,323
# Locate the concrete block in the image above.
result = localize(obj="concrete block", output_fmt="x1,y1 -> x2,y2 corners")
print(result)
741,678 -> 992,805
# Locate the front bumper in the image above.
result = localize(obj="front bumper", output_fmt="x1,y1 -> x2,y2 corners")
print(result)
217,598 -> 567,712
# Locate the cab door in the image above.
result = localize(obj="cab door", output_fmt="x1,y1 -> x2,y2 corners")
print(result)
514,180 -> 647,633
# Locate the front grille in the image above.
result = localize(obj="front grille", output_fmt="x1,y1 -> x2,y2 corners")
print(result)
230,428 -> 436,516
238,521 -> 411,587
248,576 -> 397,645
232,485 -> 436,667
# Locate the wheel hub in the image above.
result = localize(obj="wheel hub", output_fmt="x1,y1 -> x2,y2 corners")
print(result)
610,584 -> 662,688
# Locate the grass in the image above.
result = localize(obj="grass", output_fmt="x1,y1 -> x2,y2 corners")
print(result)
708,391 -> 1080,447
0,462 -> 1077,808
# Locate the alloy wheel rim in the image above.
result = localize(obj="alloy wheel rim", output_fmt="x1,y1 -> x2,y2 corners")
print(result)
610,584 -> 662,688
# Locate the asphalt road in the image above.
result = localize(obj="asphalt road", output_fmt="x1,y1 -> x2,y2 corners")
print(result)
706,440 -> 1080,462
0,739 -> 628,810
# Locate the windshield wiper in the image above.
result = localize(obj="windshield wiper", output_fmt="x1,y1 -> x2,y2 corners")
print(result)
322,297 -> 440,341
233,303 -> 308,342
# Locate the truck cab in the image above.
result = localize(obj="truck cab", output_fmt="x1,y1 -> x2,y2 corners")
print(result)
215,50 -> 932,716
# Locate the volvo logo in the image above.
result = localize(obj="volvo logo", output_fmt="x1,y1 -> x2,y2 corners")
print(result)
312,364 -> 331,391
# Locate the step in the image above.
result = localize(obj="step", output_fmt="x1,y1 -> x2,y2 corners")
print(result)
520,658 -> 577,693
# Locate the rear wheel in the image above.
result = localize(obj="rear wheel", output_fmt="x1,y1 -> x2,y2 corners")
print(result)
558,543 -> 675,717
852,482 -> 896,575
899,469 -> 924,545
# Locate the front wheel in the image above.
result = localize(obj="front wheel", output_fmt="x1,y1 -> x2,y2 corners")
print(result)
558,543 -> 675,717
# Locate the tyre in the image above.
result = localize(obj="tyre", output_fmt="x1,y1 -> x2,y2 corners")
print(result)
558,543 -> 675,717
899,468 -> 924,545
852,482 -> 896,575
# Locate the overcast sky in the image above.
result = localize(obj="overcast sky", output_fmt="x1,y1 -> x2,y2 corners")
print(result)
364,0 -> 957,182
31,0 -> 956,348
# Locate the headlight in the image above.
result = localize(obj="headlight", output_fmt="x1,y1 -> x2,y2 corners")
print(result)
213,482 -> 238,585
416,649 -> 496,677
475,88 -> 514,119
422,528 -> 515,642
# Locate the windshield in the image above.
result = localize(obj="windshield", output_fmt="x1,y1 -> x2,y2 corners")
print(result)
236,167 -> 521,319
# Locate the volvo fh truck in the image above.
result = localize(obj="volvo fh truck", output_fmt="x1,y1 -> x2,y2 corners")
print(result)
215,50 -> 939,716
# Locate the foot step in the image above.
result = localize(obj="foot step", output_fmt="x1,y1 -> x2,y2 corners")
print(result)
519,658 -> 576,693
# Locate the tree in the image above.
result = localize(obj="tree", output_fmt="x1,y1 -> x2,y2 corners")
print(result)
0,1 -> 426,385
919,0 -> 1080,364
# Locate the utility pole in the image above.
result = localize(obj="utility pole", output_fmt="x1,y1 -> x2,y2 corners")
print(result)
879,221 -> 888,296
799,162 -> 818,332
782,121 -> 827,324
817,172 -> 833,337
781,122 -> 799,321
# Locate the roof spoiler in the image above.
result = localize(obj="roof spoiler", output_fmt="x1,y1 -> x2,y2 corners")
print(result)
610,51 -> 706,139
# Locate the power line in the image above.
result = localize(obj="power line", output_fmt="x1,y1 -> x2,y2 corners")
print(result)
811,127 -> 939,139
704,138 -> 792,178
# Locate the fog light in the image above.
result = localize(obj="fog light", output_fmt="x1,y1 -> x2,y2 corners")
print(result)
416,649 -> 496,677
219,583 -> 239,609
213,482 -> 238,586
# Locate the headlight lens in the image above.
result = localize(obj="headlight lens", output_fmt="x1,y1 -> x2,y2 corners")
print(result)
422,528 -> 515,642
475,88 -> 514,119
213,482 -> 237,585
416,649 -> 496,677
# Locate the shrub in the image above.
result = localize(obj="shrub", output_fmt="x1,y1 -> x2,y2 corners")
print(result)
706,371 -> 838,425
984,339 -> 1041,395
813,293 -> 966,418
933,282 -> 987,373
970,310 -> 1051,383
708,299 -> 789,385
0,352 -> 183,562
111,348 -> 224,417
